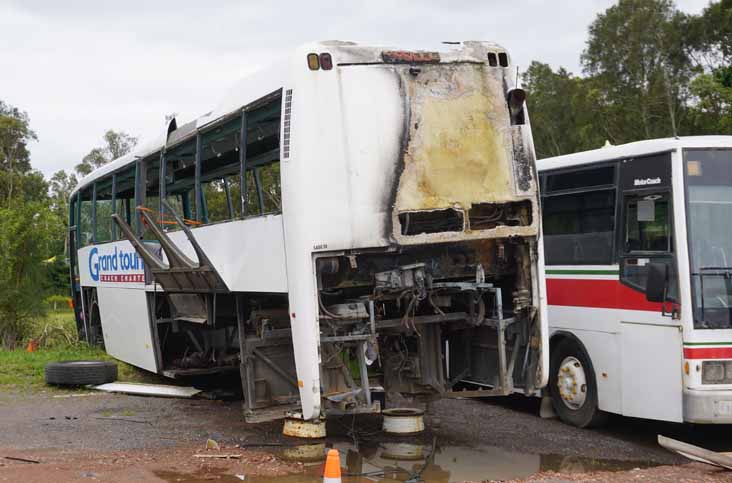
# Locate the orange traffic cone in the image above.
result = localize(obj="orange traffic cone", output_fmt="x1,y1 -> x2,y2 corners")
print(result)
323,448 -> 342,483
26,339 -> 38,353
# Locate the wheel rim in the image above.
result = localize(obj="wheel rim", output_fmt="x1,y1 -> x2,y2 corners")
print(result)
557,356 -> 588,410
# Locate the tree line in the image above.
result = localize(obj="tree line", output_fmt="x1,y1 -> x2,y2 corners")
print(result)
525,0 -> 732,159
0,0 -> 728,347
0,99 -> 137,347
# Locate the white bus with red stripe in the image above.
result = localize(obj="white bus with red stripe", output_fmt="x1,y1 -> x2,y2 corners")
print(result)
539,136 -> 732,426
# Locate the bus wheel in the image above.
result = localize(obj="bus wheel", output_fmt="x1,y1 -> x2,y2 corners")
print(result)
549,338 -> 607,428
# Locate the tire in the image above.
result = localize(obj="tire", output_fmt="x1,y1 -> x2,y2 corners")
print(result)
45,360 -> 118,386
549,338 -> 607,428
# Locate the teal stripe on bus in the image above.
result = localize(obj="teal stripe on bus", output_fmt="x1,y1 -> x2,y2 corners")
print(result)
684,342 -> 732,347
545,269 -> 619,276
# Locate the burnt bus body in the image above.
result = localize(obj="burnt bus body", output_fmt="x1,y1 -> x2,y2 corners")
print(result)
69,41 -> 547,422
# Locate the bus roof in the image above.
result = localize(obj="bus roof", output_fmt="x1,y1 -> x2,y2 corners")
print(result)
538,136 -> 732,172
71,40 -> 510,197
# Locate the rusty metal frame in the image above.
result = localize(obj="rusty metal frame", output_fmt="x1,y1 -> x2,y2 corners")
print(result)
239,111 -> 248,216
91,182 -> 97,244
194,134 -> 202,221
238,324 -> 299,412
111,174 -> 117,240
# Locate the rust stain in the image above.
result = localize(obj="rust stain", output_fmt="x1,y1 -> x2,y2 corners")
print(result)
396,65 -> 514,213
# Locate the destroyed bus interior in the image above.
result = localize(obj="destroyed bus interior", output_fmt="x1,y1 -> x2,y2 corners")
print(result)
69,41 -> 544,421
71,91 -> 284,380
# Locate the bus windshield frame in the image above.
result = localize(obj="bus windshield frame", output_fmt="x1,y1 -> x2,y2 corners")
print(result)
684,148 -> 732,329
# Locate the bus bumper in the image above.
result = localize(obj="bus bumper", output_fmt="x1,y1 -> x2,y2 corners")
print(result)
683,388 -> 732,423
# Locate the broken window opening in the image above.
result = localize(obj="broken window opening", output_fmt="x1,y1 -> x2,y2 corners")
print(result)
399,209 -> 464,236
142,155 -> 161,241
94,179 -> 114,243
468,200 -> 532,231
114,170 -> 135,241
79,188 -> 93,247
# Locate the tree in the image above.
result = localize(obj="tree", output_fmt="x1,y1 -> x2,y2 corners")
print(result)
522,62 -> 607,159
682,1 -> 732,135
0,202 -> 59,348
49,170 -> 78,220
75,130 -> 137,176
581,0 -> 693,141
684,0 -> 732,68
0,101 -> 37,205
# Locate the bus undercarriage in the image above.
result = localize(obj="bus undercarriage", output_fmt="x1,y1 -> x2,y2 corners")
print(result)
102,206 -> 542,422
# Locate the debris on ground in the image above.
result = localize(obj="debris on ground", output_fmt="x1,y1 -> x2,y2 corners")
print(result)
4,456 -> 40,464
193,453 -> 242,459
659,434 -> 732,470
93,382 -> 201,398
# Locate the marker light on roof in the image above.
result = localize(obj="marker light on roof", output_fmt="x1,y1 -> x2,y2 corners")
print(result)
307,53 -> 320,71
319,53 -> 333,70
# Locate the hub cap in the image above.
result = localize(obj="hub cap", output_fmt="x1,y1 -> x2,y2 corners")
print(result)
557,356 -> 588,410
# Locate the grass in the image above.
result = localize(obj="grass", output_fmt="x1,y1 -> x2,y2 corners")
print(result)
0,310 -> 160,392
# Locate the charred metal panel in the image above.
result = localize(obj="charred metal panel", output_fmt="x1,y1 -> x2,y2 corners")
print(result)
390,63 -> 538,245
396,64 -> 515,212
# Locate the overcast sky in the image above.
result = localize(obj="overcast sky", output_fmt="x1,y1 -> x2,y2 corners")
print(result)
0,0 -> 711,178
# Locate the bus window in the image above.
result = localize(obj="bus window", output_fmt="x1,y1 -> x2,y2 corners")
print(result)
95,179 -> 114,243
79,188 -> 93,246
114,166 -> 136,238
142,156 -> 160,239
624,193 -> 671,252
541,165 -> 616,265
202,177 -> 235,223
620,192 -> 676,296
257,162 -> 281,214
163,155 -> 194,230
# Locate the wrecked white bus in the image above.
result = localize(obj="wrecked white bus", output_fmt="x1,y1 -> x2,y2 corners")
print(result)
68,41 -> 548,425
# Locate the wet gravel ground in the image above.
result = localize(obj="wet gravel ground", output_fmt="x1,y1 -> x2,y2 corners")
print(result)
2,389 -> 732,481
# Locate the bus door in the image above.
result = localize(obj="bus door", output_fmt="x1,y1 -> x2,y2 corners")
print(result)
69,196 -> 85,342
617,153 -> 683,422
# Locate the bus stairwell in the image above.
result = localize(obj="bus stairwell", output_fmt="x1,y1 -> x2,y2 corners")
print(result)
112,200 -> 228,326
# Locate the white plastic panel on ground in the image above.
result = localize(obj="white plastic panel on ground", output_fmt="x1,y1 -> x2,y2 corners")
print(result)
97,287 -> 158,372
94,382 -> 201,398
620,321 -> 683,422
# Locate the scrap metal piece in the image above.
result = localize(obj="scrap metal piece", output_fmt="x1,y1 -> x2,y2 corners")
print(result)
382,408 -> 425,434
93,382 -> 202,398
282,413 -> 326,438
658,435 -> 732,470
137,209 -> 197,269
111,203 -> 227,293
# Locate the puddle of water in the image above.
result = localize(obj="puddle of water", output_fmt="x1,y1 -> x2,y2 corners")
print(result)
154,441 -> 656,483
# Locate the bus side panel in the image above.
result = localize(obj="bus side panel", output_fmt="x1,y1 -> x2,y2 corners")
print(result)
620,322 -> 683,422
549,306 -> 622,414
97,287 -> 158,372
167,215 -> 288,293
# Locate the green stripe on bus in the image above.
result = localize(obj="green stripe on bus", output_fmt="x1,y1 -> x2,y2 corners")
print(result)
684,342 -> 732,346
545,269 -> 619,276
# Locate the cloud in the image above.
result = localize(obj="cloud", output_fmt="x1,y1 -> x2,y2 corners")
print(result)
0,0 -> 711,177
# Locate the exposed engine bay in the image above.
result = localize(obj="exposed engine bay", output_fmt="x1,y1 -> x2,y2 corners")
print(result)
311,236 -> 542,413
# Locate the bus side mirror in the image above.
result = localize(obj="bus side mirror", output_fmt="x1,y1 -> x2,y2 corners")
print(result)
646,262 -> 668,303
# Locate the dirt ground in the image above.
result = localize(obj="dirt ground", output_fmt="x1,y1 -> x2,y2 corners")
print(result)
1,389 -> 732,482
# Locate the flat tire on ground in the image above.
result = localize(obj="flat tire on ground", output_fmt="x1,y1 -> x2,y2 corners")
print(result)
45,360 -> 118,386
549,338 -> 607,428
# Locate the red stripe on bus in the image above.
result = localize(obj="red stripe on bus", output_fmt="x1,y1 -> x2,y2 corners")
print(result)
683,347 -> 732,360
546,278 -> 663,312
